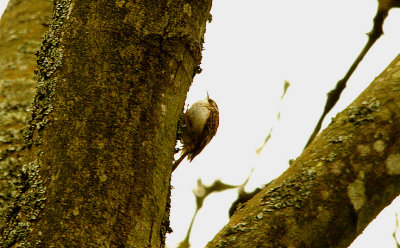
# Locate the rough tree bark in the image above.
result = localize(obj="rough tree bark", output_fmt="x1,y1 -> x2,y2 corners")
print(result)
0,0 -> 212,247
207,54 -> 400,247
0,0 -> 52,215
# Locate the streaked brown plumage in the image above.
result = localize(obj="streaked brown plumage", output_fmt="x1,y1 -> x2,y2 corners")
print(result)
172,93 -> 219,172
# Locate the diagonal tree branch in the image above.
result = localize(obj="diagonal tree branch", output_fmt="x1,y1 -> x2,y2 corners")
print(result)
207,53 -> 400,248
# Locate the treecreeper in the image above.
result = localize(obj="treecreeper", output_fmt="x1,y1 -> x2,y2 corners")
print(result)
172,93 -> 219,172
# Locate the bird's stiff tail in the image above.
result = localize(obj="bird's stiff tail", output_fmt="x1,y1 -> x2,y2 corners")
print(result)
171,151 -> 189,173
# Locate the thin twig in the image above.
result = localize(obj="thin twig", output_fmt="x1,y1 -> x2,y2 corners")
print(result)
305,0 -> 398,148
393,213 -> 400,248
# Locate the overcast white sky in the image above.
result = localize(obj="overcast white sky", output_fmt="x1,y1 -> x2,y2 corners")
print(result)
0,1 -> 5,16
1,1 -> 400,248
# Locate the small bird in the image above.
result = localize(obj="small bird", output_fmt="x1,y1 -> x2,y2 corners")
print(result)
172,93 -> 219,172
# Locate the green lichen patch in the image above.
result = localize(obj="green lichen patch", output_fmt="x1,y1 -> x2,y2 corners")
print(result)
347,98 -> 380,124
0,160 -> 46,248
24,0 -> 71,147
260,168 -> 316,211
328,135 -> 349,143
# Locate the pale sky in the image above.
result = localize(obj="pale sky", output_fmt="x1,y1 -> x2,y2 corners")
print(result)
1,1 -> 400,248
0,1 -> 6,16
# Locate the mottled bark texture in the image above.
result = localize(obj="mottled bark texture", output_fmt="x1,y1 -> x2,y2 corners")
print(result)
207,54 -> 400,248
1,0 -> 212,247
0,0 -> 52,215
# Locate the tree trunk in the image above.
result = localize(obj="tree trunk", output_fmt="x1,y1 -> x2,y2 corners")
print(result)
0,0 -> 52,215
1,0 -> 212,247
207,54 -> 400,247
